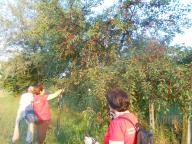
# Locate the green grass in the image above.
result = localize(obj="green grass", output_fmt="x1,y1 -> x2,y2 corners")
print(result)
0,89 -> 182,144
0,91 -> 105,144
0,91 -> 19,144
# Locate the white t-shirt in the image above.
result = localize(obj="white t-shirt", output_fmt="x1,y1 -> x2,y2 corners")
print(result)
19,92 -> 34,109
16,92 -> 34,120
13,92 -> 34,143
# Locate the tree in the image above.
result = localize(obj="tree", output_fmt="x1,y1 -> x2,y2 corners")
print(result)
93,0 -> 192,52
0,54 -> 38,93
0,1 -> 192,142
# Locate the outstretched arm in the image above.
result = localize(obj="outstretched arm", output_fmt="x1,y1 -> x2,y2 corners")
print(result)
47,89 -> 64,101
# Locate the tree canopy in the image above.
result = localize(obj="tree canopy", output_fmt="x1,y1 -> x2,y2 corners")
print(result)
0,0 -> 192,143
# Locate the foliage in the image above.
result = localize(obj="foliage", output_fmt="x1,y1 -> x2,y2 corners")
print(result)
97,0 -> 192,48
0,54 -> 37,93
0,0 -> 192,143
154,124 -> 180,144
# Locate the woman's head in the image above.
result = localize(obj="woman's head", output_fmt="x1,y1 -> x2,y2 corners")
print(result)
107,88 -> 130,112
27,86 -> 34,93
33,84 -> 44,95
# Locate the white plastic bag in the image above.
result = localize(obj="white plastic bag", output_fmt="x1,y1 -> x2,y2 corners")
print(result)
84,136 -> 99,144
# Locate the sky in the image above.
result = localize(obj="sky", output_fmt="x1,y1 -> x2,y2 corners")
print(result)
93,0 -> 192,47
171,28 -> 192,46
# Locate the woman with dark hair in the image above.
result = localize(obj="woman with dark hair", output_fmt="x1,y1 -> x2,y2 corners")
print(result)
104,88 -> 138,144
32,84 -> 63,144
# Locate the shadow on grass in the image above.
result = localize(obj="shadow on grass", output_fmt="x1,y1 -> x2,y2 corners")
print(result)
55,126 -> 85,143
53,118 -> 85,144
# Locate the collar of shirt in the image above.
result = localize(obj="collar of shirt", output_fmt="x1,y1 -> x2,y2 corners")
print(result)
113,110 -> 130,119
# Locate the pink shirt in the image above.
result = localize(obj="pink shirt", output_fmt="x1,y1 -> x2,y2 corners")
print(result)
33,94 -> 51,121
104,112 -> 138,144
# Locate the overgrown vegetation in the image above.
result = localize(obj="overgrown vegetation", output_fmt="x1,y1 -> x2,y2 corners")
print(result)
0,0 -> 192,143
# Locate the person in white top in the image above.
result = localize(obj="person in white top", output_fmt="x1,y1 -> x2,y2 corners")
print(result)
12,86 -> 34,144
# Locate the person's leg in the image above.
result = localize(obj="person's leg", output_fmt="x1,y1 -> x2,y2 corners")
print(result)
12,125 -> 20,143
12,108 -> 25,143
26,122 -> 34,144
36,121 -> 49,144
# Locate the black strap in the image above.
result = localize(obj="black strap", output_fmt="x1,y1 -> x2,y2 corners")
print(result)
118,116 -> 138,131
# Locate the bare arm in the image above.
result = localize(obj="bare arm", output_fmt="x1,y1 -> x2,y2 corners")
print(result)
47,89 -> 64,101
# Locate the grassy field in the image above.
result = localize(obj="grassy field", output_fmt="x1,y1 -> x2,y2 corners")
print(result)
0,90 -> 105,144
0,91 -> 19,144
0,89 -> 181,144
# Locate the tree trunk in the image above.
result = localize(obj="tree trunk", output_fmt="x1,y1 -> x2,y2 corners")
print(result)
149,102 -> 155,131
181,112 -> 190,144
188,119 -> 191,144
190,120 -> 192,144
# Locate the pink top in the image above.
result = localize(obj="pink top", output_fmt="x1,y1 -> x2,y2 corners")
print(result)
104,112 -> 138,144
33,94 -> 51,121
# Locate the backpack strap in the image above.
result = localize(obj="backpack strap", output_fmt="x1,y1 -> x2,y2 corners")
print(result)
118,116 -> 138,131
119,116 -> 154,144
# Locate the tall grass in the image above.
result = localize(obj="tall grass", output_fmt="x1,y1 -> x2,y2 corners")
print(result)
155,124 -> 180,144
0,91 -> 106,144
0,90 -> 181,144
0,91 -> 19,144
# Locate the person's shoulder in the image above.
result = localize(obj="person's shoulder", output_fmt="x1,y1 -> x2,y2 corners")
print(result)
21,92 -> 33,97
110,114 -> 134,129
127,112 -> 137,118
109,118 -> 122,129
20,92 -> 33,100
116,112 -> 138,124
126,112 -> 138,123
111,115 -> 126,124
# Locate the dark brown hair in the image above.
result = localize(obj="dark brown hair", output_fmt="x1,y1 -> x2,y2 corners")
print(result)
107,88 -> 130,112
33,83 -> 44,95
